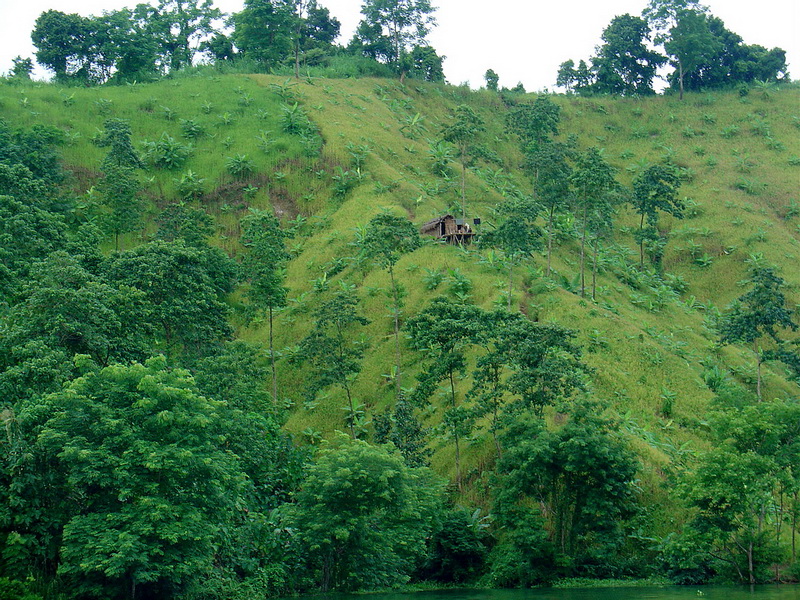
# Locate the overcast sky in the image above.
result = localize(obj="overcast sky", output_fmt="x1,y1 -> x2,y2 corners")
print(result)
1,0 -> 797,91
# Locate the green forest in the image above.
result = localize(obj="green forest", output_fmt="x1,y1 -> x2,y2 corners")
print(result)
1,0 -> 799,598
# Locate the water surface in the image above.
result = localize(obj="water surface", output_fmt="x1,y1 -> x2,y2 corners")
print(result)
320,585 -> 800,600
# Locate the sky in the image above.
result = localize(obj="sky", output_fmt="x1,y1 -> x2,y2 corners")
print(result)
0,0 -> 797,91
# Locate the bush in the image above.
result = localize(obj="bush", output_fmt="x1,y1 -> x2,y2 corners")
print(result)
0,578 -> 43,600
421,508 -> 489,583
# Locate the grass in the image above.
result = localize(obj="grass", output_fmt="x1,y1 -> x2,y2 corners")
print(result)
2,74 -> 799,516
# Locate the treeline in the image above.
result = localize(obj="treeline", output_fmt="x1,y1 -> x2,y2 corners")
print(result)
18,0 -> 443,85
556,0 -> 789,98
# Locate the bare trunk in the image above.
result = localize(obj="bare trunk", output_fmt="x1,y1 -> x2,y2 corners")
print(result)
270,306 -> 277,404
591,235 -> 599,301
755,342 -> 763,401
639,211 -> 646,269
492,400 -> 502,460
547,204 -> 555,277
390,265 -> 401,398
345,382 -> 356,439
507,263 -> 513,310
793,490 -> 797,563
678,58 -> 685,101
449,369 -> 461,490
580,203 -> 587,297
460,152 -> 467,219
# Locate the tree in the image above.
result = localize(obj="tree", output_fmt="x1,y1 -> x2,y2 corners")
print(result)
679,399 -> 800,584
664,8 -> 721,100
555,59 -> 575,92
2,252 -> 152,370
406,298 -> 485,488
373,398 -> 431,467
355,0 -> 436,73
441,104 -> 484,219
524,141 -> 571,277
495,402 -> 639,567
592,14 -> 666,96
506,95 -> 561,146
570,147 -> 618,297
293,290 -> 369,438
1,357 -> 247,598
720,266 -> 798,401
232,0 -> 295,67
644,1 -> 788,92
240,209 -> 291,404
406,44 -> 444,82
484,68 -> 499,91
631,164 -> 682,268
10,57 -> 33,79
150,0 -> 222,72
479,197 -> 543,309
289,437 -> 441,591
358,211 -> 420,397
156,203 -> 215,247
31,10 -> 90,80
105,241 -> 234,358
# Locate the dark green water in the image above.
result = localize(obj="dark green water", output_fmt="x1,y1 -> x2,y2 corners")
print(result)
320,586 -> 800,600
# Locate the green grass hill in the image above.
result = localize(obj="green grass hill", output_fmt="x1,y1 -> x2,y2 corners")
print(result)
3,70 -> 799,519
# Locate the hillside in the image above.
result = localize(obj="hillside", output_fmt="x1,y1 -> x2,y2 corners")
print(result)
1,71 -> 799,594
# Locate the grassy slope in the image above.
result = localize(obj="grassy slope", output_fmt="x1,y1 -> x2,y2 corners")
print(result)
3,72 -> 799,526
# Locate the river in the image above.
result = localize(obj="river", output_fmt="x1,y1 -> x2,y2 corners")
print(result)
316,585 -> 800,600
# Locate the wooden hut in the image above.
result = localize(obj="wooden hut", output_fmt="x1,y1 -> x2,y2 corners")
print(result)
420,214 -> 476,245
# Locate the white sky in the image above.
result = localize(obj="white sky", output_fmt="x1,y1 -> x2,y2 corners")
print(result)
1,0 -> 797,91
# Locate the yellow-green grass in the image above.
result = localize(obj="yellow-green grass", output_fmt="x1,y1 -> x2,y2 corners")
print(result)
2,74 -> 799,516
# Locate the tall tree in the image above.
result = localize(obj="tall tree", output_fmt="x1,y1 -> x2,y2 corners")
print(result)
355,0 -> 436,74
720,266 -> 798,401
570,147 -> 617,297
664,8 -> 721,100
495,402 -> 639,564
358,211 -> 420,397
293,290 -> 369,438
523,141 -> 571,278
2,357 -> 247,598
407,298 -> 485,488
151,0 -> 222,71
631,164 -> 682,268
506,95 -> 561,146
592,14 -> 666,96
94,119 -> 144,250
290,437 -> 441,591
232,0 -> 295,67
105,241 -> 235,358
240,209 -> 291,404
31,10 -> 90,80
479,197 -> 543,309
441,104 -> 484,219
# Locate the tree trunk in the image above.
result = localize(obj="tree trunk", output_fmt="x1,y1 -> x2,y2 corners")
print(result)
591,235 -> 599,301
344,381 -> 356,439
270,306 -> 277,404
580,203 -> 587,297
389,265 -> 402,399
678,58 -> 685,101
639,211 -> 646,269
507,263 -> 513,310
460,152 -> 467,220
793,490 -> 798,563
449,369 -> 461,490
755,342 -> 763,401
547,203 -> 555,277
